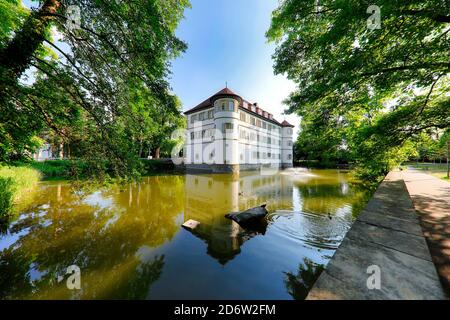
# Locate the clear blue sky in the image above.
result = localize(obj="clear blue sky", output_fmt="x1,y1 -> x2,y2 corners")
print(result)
170,0 -> 299,135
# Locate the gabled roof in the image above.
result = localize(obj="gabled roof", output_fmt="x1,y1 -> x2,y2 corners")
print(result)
281,120 -> 294,127
184,87 -> 289,127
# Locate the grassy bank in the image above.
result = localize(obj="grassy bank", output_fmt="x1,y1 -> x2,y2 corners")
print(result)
0,166 -> 41,217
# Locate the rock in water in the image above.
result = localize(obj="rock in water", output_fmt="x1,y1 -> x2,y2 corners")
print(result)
225,204 -> 268,226
182,219 -> 200,230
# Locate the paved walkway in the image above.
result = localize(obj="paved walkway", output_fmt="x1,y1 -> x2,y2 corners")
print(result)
402,169 -> 450,296
307,171 -> 446,300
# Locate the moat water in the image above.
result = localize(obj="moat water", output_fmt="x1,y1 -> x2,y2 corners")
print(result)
0,169 -> 372,299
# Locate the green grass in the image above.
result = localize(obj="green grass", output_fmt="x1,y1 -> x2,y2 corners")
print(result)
0,166 -> 41,217
29,159 -> 88,180
403,162 -> 450,182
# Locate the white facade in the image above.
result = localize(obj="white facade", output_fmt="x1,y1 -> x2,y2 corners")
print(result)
184,89 -> 294,172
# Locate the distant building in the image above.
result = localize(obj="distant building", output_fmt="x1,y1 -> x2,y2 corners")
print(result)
32,134 -> 66,161
184,88 -> 294,173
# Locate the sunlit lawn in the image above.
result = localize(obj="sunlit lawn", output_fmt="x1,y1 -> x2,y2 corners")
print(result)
404,162 -> 449,182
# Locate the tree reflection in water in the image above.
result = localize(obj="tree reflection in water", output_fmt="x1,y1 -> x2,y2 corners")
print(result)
0,175 -> 184,299
284,258 -> 325,300
0,170 -> 372,299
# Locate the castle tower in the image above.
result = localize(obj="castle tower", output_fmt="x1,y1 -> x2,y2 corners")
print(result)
211,88 -> 241,173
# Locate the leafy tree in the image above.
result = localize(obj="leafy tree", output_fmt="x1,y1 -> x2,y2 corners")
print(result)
267,0 -> 450,181
294,117 -> 351,166
0,0 -> 190,177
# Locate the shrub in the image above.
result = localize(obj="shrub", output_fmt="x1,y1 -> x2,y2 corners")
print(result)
140,159 -> 175,174
29,160 -> 90,179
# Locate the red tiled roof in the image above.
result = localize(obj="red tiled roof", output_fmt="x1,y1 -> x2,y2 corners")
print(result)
281,120 -> 294,127
184,88 -> 241,115
184,87 -> 285,126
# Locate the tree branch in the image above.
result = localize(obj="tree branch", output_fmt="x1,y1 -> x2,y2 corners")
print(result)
401,10 -> 450,23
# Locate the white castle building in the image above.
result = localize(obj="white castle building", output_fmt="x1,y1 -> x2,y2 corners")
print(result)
184,87 -> 294,173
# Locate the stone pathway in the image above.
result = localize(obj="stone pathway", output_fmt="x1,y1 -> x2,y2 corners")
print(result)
307,171 -> 446,300
402,169 -> 450,296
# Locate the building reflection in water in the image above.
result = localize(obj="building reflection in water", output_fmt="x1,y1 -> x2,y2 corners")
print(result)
183,172 -> 294,264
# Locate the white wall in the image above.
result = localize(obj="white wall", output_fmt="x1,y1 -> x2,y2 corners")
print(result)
185,102 -> 293,167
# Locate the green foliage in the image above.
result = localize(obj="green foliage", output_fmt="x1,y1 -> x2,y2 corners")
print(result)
294,118 -> 351,166
0,165 -> 41,216
28,160 -> 87,179
24,159 -> 176,180
0,177 -> 14,218
140,159 -> 175,174
0,0 -> 190,178
0,0 -> 28,45
268,0 -> 450,181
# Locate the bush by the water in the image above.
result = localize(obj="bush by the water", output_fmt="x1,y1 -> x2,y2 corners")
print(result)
28,159 -> 176,180
140,159 -> 175,173
29,159 -> 89,179
0,166 -> 41,217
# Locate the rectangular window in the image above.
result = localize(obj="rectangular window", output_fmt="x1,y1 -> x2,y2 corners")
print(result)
190,114 -> 197,123
208,110 -> 213,119
229,101 -> 234,111
240,112 -> 246,122
268,153 -> 271,158
250,117 -> 256,126
288,154 -> 292,160
262,122 -> 266,129
256,120 -> 261,127
223,123 -> 233,133
190,132 -> 194,140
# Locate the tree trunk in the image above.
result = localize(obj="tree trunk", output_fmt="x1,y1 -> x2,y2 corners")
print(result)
447,141 -> 449,179
0,0 -> 61,83
154,147 -> 160,159
59,142 -> 64,159
138,139 -> 143,158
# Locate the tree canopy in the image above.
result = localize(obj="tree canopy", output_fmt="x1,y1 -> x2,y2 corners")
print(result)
0,0 -> 189,177
267,0 -> 450,180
